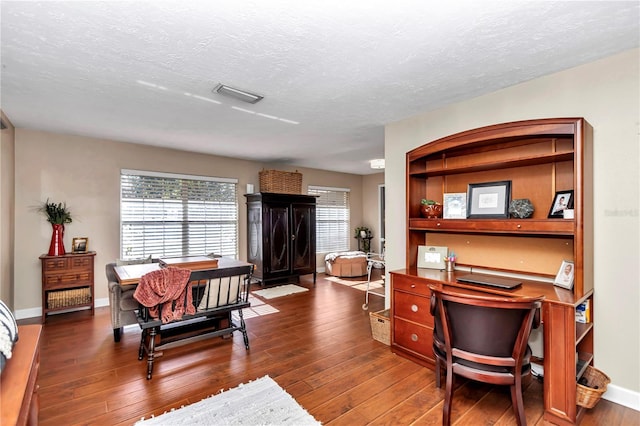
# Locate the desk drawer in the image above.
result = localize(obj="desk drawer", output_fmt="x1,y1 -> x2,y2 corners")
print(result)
393,290 -> 433,327
392,274 -> 432,297
393,317 -> 434,362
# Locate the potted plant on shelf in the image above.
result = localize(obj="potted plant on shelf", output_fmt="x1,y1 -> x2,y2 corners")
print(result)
37,199 -> 73,256
420,199 -> 443,218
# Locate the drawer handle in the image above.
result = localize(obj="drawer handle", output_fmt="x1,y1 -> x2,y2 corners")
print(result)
410,284 -> 416,288
436,222 -> 441,227
411,304 -> 419,312
517,224 -> 522,229
411,334 -> 418,342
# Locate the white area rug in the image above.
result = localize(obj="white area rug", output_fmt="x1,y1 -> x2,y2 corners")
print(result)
135,375 -> 321,425
253,284 -> 309,300
326,276 -> 385,293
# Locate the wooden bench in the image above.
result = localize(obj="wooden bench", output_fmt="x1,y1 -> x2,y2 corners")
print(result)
135,260 -> 253,379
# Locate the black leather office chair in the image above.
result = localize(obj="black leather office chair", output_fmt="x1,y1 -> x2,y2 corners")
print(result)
429,285 -> 543,426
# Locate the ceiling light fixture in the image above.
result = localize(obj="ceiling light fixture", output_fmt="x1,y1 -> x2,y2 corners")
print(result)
370,159 -> 385,169
213,83 -> 263,104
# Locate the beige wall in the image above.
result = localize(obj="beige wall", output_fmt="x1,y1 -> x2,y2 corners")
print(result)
361,173 -> 385,253
0,111 -> 15,307
385,49 -> 639,396
14,129 -> 365,316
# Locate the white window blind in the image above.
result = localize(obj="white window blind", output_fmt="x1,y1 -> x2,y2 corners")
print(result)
120,170 -> 239,259
308,186 -> 350,253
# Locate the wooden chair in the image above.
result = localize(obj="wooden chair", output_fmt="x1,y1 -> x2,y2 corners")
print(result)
429,285 -> 543,426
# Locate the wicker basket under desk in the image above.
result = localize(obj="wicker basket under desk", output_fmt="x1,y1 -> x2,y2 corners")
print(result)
576,366 -> 610,409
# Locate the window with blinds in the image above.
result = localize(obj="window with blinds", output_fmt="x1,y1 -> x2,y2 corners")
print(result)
120,170 -> 239,259
308,186 -> 350,253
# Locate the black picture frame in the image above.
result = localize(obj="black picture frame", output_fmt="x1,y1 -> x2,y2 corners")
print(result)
548,190 -> 574,218
467,180 -> 511,218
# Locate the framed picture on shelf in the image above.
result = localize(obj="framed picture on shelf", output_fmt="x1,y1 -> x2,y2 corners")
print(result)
548,190 -> 574,218
443,193 -> 467,219
553,260 -> 575,290
72,237 -> 88,253
467,180 -> 511,218
417,245 -> 447,270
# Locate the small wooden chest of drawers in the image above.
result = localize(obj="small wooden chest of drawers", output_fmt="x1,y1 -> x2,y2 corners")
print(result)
39,252 -> 96,321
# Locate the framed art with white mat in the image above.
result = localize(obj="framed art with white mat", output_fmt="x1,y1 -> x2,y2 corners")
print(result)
443,193 -> 467,219
467,180 -> 511,218
417,245 -> 447,270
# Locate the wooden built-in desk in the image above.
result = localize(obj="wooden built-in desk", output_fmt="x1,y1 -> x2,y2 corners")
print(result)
391,268 -> 593,425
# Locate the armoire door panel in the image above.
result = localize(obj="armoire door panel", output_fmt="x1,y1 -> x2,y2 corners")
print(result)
267,206 -> 290,274
292,205 -> 314,271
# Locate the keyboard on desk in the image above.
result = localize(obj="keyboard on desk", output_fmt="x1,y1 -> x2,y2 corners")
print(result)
456,273 -> 522,289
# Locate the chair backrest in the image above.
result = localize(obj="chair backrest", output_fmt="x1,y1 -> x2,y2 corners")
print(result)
430,286 -> 543,369
105,262 -> 118,283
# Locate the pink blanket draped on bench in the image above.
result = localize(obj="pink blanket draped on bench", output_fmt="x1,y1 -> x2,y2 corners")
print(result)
133,266 -> 195,324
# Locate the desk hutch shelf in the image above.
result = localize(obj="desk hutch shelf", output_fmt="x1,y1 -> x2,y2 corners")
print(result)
392,118 -> 593,425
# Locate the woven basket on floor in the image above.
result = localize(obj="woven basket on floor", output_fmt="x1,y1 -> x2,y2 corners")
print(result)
259,169 -> 302,194
370,309 -> 390,345
576,365 -> 610,409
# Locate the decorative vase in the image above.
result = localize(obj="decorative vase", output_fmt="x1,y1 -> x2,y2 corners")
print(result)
420,204 -> 443,218
48,224 -> 66,256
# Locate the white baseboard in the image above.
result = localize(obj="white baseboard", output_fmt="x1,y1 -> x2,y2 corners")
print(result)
14,307 -> 41,320
15,297 -> 110,320
602,383 -> 640,412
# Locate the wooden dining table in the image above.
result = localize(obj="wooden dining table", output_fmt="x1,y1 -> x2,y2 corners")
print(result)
113,257 -> 252,286
113,263 -> 160,286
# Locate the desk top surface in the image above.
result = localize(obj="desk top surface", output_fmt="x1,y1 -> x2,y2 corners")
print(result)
390,267 -> 589,306
114,257 -> 252,286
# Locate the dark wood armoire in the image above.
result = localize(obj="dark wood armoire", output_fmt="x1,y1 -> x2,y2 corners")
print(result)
245,192 -> 316,286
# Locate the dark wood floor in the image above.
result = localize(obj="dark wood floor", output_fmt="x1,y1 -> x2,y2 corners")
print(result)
28,271 -> 634,425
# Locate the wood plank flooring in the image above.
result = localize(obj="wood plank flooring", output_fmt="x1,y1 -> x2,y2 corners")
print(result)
26,271 -> 635,425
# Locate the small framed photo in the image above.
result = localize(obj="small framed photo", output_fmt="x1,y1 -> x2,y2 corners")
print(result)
443,193 -> 467,219
417,245 -> 448,270
554,260 -> 575,290
72,237 -> 88,253
548,190 -> 574,218
467,180 -> 511,218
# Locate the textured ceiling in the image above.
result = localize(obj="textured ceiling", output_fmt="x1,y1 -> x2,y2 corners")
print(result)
1,1 -> 638,175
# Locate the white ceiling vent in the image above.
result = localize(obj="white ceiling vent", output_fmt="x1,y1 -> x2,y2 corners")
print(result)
213,83 -> 264,104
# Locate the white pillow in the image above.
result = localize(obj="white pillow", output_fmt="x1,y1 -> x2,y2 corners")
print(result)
0,300 -> 18,374
197,276 -> 242,311
0,300 -> 18,344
